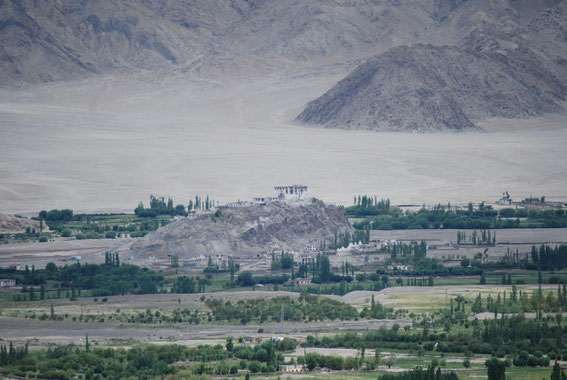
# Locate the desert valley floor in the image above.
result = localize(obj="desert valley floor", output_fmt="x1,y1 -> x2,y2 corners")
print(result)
1,71 -> 566,214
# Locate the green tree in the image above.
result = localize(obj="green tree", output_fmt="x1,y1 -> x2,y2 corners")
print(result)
551,361 -> 562,380
485,358 -> 506,380
171,255 -> 179,268
226,337 -> 234,352
237,271 -> 254,287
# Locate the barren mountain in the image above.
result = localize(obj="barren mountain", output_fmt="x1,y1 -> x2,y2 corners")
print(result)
129,199 -> 352,260
421,0 -> 563,45
1,0 -> 566,132
296,2 -> 567,131
4,0 -> 561,86
0,0 -> 245,85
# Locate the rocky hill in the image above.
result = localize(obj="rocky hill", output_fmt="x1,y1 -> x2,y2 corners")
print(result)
296,2 -> 567,131
129,198 -> 352,260
0,213 -> 44,234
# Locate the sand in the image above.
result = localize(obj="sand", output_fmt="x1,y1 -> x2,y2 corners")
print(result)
1,71 -> 566,215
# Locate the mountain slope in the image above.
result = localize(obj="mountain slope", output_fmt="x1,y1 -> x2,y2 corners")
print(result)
0,0 -> 244,85
1,0 -> 564,86
296,2 -> 567,131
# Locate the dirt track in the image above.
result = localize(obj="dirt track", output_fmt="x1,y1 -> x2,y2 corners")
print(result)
0,238 -> 126,268
0,316 -> 409,348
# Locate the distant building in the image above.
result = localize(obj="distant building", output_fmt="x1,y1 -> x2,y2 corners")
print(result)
281,364 -> 305,373
275,185 -> 308,201
299,255 -> 315,264
226,201 -> 252,208
498,191 -> 512,205
253,197 -> 277,205
0,279 -> 16,287
304,245 -> 317,252
287,278 -> 312,286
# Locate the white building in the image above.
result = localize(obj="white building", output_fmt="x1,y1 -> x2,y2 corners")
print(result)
282,364 -> 305,373
275,185 -> 308,201
0,279 -> 16,287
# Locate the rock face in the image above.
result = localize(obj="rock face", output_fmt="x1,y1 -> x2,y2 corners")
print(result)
0,213 -> 44,234
3,0 -> 561,86
0,0 -> 242,85
296,2 -> 567,132
129,199 -> 352,260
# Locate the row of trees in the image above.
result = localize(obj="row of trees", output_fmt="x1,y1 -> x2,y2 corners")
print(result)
532,244 -> 567,271
470,284 -> 567,314
457,229 -> 496,245
2,261 -> 165,298
134,194 -> 218,218
205,295 -> 359,324
345,196 -> 392,216
352,203 -> 567,230
39,209 -> 73,222
171,276 -> 210,293
0,342 -> 28,366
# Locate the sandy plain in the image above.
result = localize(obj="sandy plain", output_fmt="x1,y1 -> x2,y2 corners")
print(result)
1,70 -> 566,215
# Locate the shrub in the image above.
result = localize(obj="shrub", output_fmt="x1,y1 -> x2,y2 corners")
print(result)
248,361 -> 261,373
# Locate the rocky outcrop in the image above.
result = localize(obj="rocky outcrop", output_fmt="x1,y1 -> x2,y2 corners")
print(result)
0,213 -> 44,234
129,198 -> 352,260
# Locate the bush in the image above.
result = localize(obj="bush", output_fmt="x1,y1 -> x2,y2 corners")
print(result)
39,236 -> 48,242
248,361 -> 261,373
61,229 -> 72,237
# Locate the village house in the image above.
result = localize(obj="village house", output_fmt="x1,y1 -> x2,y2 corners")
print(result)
286,278 -> 312,286
0,279 -> 16,287
281,364 -> 305,373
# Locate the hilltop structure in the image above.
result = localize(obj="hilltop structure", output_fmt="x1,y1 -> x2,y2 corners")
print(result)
275,185 -> 308,201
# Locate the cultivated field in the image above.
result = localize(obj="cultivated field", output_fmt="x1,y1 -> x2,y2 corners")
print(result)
371,228 -> 567,260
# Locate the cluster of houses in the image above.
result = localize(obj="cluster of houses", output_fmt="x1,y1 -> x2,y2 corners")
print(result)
182,254 -> 233,269
1,263 -> 20,287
